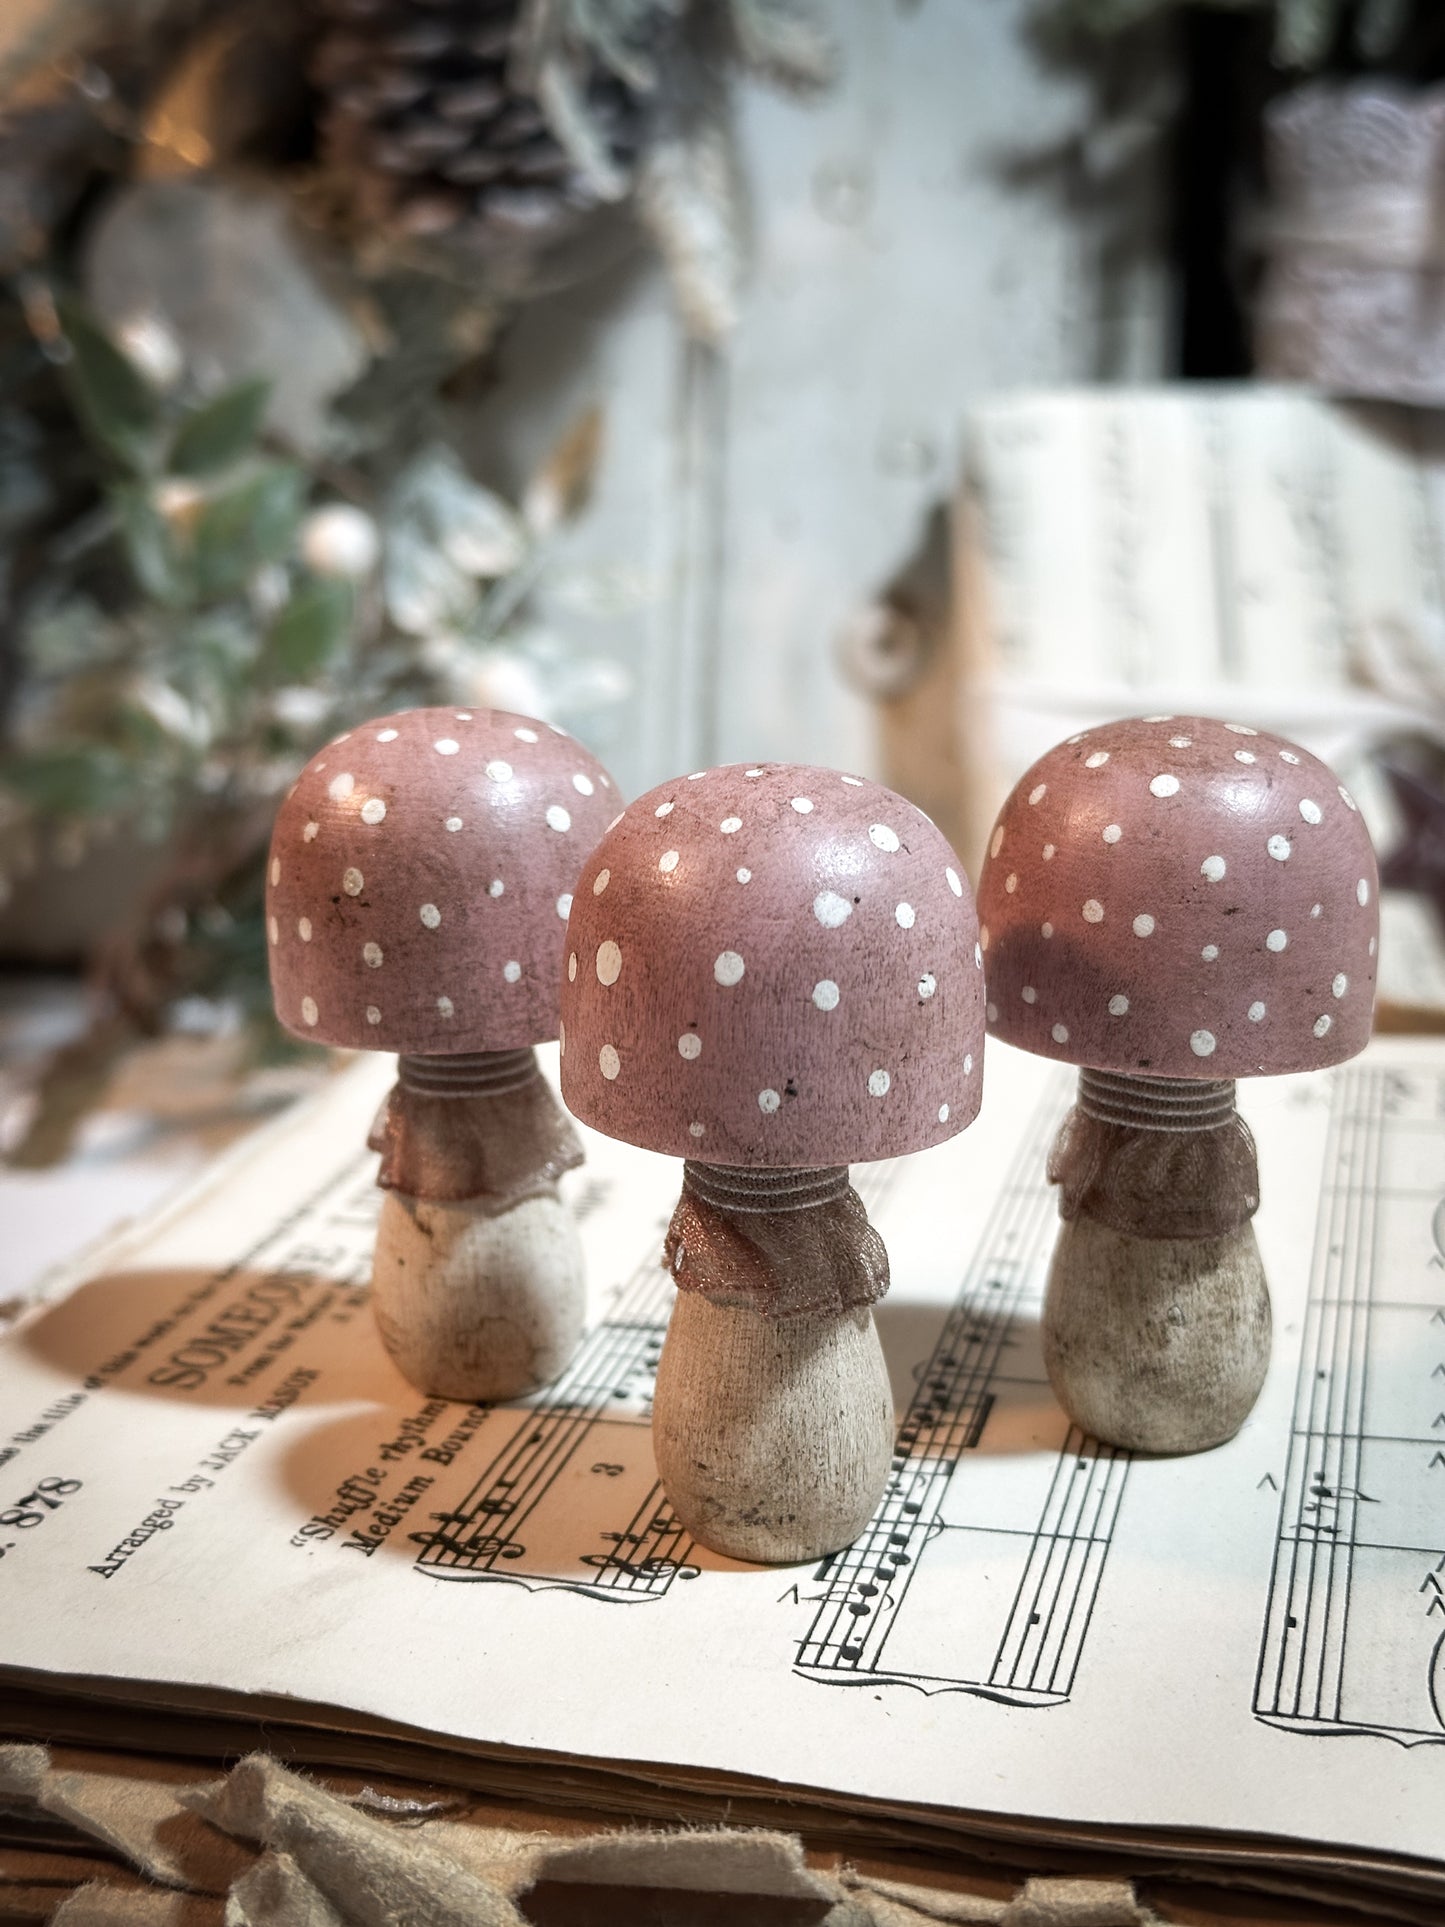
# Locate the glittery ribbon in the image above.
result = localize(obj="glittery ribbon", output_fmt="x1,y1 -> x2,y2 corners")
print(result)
664,1163 -> 889,1320
1048,1069 -> 1260,1242
369,1050 -> 584,1211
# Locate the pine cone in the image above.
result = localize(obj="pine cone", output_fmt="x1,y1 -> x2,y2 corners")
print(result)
311,0 -> 643,253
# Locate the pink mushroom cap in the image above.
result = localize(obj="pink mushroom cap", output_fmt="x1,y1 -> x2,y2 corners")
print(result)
558,763 -> 986,1166
267,706 -> 618,1053
975,715 -> 1380,1079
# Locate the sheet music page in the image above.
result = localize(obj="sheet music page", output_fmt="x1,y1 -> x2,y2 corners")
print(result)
1,1040 -> 1442,1865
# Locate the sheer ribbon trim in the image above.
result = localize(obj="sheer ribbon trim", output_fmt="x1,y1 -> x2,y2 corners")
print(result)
664,1163 -> 889,1320
1048,1070 -> 1260,1241
369,1051 -> 584,1209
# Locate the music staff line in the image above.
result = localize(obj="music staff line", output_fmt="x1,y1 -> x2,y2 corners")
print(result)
1255,1067 -> 1445,1746
797,1084 -> 1131,1706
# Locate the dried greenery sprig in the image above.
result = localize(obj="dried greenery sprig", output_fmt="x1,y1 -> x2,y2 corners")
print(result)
0,290 -> 609,1038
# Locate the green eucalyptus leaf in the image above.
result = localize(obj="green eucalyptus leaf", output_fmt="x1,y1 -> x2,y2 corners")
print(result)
172,613 -> 258,725
169,378 -> 271,479
0,744 -> 134,817
111,699 -> 179,758
23,599 -> 118,676
265,578 -> 353,682
383,522 -> 476,635
114,485 -> 188,606
192,464 -> 305,600
55,298 -> 162,473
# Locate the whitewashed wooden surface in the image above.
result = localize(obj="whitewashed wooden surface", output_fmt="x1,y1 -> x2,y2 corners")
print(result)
465,0 -> 1167,802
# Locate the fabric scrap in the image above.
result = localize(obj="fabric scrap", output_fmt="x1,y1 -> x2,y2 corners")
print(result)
225,1851 -> 348,1927
533,1823 -> 842,1897
52,1884 -> 225,1926
0,1745 -> 47,1803
1008,1877 -> 1156,1926
39,1762 -> 252,1894
189,1755 -> 523,1927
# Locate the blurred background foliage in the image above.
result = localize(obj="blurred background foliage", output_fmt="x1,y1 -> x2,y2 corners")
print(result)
0,0 -> 831,1075
0,275 -> 607,1044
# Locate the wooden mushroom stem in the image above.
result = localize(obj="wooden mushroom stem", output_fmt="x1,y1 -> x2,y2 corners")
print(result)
1043,1069 -> 1270,1454
368,1049 -> 587,1403
654,1162 -> 895,1564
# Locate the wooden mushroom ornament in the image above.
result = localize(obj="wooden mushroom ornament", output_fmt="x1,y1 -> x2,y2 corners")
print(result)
560,763 -> 985,1563
976,715 -> 1379,1454
267,706 -> 618,1401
